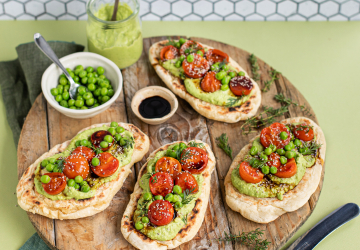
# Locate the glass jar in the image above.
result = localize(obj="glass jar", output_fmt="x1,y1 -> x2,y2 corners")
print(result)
86,0 -> 143,69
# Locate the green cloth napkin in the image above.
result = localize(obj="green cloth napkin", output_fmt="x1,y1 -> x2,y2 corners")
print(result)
0,41 -> 84,147
0,41 -> 84,250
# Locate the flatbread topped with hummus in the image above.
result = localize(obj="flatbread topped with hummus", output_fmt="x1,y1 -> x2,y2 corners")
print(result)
17,122 -> 149,220
225,117 -> 326,223
121,140 -> 215,249
149,39 -> 261,123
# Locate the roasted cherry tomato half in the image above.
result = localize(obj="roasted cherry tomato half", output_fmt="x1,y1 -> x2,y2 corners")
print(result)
174,171 -> 199,193
239,161 -> 264,183
155,157 -> 182,180
205,49 -> 229,65
293,123 -> 314,141
160,45 -> 179,60
72,146 -> 95,163
229,76 -> 253,96
149,172 -> 174,197
260,123 -> 291,149
180,147 -> 208,174
182,54 -> 210,79
91,130 -> 114,151
148,200 -> 174,226
91,152 -> 119,177
42,172 -> 67,195
201,71 -> 221,93
266,153 -> 281,168
180,40 -> 204,56
63,154 -> 89,180
274,158 -> 297,178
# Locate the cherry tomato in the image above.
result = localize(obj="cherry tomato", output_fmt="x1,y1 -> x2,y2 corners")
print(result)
91,152 -> 119,177
205,49 -> 229,65
91,130 -> 114,151
72,146 -> 95,163
149,172 -> 174,197
229,76 -> 253,96
180,147 -> 208,174
293,123 -> 314,141
180,40 -> 204,56
239,161 -> 264,183
174,171 -> 199,193
42,173 -> 67,195
201,71 -> 221,93
274,158 -> 297,178
160,45 -> 179,60
260,123 -> 291,149
266,153 -> 281,168
148,200 -> 174,226
182,54 -> 210,79
155,157 -> 182,180
63,154 -> 89,180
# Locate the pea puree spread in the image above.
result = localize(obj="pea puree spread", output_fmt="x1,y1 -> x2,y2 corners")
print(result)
161,60 -> 252,107
133,144 -> 204,241
35,125 -> 134,201
87,3 -> 142,69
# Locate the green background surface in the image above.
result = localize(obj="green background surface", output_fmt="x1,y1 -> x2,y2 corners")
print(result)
0,21 -> 359,250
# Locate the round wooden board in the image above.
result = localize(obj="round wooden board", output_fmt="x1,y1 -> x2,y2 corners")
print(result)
17,36 -> 324,250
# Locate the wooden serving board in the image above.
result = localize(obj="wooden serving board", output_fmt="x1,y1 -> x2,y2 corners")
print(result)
17,36 -> 324,250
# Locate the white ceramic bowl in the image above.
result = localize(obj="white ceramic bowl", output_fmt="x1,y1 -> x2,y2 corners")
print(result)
41,52 -> 122,119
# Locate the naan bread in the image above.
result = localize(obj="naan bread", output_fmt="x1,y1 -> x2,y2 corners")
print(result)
225,117 -> 326,223
149,40 -> 261,123
17,122 -> 149,220
121,140 -> 215,249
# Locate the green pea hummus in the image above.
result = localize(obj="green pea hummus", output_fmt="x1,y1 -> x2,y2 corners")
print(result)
87,3 -> 143,69
161,60 -> 252,107
133,143 -> 204,241
231,137 -> 316,200
35,125 -> 134,201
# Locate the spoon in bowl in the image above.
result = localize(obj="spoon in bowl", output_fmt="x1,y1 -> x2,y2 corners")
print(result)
34,33 -> 79,100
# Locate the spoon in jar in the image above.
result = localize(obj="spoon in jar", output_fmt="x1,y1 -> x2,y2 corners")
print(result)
34,33 -> 79,100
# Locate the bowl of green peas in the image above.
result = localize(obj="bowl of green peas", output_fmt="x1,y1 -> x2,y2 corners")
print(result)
41,52 -> 122,119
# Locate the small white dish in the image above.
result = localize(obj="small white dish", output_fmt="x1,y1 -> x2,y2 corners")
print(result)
131,86 -> 178,125
41,52 -> 122,119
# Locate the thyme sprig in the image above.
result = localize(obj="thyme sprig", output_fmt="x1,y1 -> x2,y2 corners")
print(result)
151,175 -> 158,184
215,133 -> 233,160
215,228 -> 270,250
300,141 -> 322,155
56,159 -> 65,173
188,141 -> 204,149
182,188 -> 196,205
181,213 -> 189,224
262,69 -> 280,92
249,54 -> 260,81
274,94 -> 313,117
165,37 -> 180,48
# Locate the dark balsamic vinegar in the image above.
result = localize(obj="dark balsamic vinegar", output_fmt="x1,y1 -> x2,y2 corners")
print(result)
139,96 -> 171,119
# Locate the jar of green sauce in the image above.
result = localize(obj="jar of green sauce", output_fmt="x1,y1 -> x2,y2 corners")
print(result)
86,0 -> 142,69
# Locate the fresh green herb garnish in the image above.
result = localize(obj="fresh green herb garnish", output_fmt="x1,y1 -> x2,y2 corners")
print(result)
181,213 -> 189,224
219,59 -> 228,68
56,159 -> 65,173
295,124 -> 314,133
143,173 -> 152,179
300,141 -> 322,155
182,188 -> 196,205
90,145 -> 103,155
274,94 -> 313,117
262,69 -> 280,92
188,141 -> 204,148
151,175 -> 158,184
215,133 -> 233,160
165,37 -> 179,48
179,71 -> 186,80
225,97 -> 241,108
249,54 -> 260,81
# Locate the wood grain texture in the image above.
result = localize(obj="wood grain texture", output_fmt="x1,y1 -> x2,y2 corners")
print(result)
17,36 -> 324,250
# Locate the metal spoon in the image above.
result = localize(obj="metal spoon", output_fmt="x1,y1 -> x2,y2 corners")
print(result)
288,203 -> 359,250
34,33 -> 79,100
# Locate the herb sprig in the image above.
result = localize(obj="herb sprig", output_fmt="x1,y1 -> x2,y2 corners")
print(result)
181,213 -> 189,224
188,141 -> 204,149
275,94 -> 313,117
262,69 -> 280,92
182,188 -> 196,205
165,37 -> 180,48
56,159 -> 65,173
300,141 -> 322,155
249,54 -> 260,81
225,97 -> 241,108
215,228 -> 270,250
215,133 -> 233,160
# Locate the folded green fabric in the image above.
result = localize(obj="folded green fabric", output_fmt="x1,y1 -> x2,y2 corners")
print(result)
0,41 -> 84,147
0,41 -> 84,250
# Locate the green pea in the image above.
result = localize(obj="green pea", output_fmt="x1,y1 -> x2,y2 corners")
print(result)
167,149 -> 177,158
90,158 -> 99,167
74,76 -> 80,82
74,68 -> 82,76
280,156 -> 287,165
62,92 -> 70,101
116,126 -> 125,133
86,98 -> 95,106
270,166 -> 277,174
46,164 -> 54,172
179,38 -> 186,45
173,185 -> 182,195
284,143 -> 292,151
280,131 -> 288,140
221,84 -> 229,91
69,106 -> 76,110
288,141 -> 295,149
165,193 -> 174,202
100,141 -> 109,148
77,96 -> 84,101
270,144 -> 277,152
101,87 -> 108,96
120,138 -> 127,146
143,192 -> 152,201
142,216 -> 149,224
238,71 -> 245,76
171,195 -> 181,203
69,72 -> 75,78
228,71 -> 237,78
97,66 -> 105,75
251,159 -> 260,168
179,55 -> 185,62
49,158 -> 56,164
74,184 -> 80,189
86,66 -> 94,73
57,85 -> 64,94
221,76 -> 231,85
285,151 -> 295,159
41,160 -> 49,168
87,83 -> 96,92
260,153 -> 268,161
93,104 -> 99,108
94,89 -> 101,96
261,165 -> 270,175
75,176 -> 83,183
175,60 -> 182,68
196,50 -> 203,57
222,64 -> 230,71
175,41 -> 181,48
55,95 -> 63,102
187,54 -> 194,63
211,64 -> 220,72
66,68 -> 72,73
175,201 -> 183,209
51,88 -> 59,96
155,195 -> 163,200
109,121 -> 117,127
41,175 -> 51,184
107,89 -> 115,98
216,71 -> 227,80
80,180 -> 87,187
78,86 -> 86,95
81,185 -> 90,192
108,127 -> 116,135
264,147 -> 272,156
67,179 -> 75,187
79,70 -> 87,78
135,221 -> 144,230
80,139 -> 89,146
114,134 -> 122,142
250,146 -> 258,156
52,166 -> 59,173
64,85 -> 70,92
294,139 -> 302,147
180,142 -> 187,149
172,145 -> 180,151
277,148 -> 285,156
81,77 -> 88,84
99,75 -> 106,80
75,140 -> 81,147
59,77 -> 68,85
88,77 -> 96,86
76,65 -> 84,71
99,80 -> 109,88
179,193 -> 184,199
299,147 -> 307,154
104,135 -> 113,143
75,100 -> 84,108
83,92 -> 93,100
